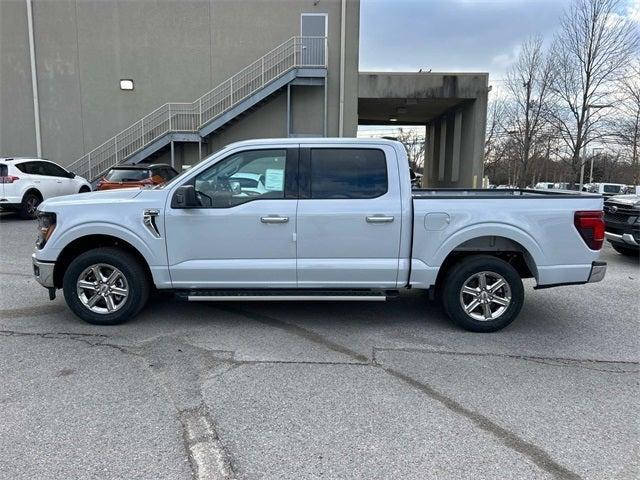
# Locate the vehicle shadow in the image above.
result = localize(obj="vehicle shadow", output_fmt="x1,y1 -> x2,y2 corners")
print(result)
0,211 -> 30,223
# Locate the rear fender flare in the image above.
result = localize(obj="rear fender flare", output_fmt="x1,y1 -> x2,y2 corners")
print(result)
433,223 -> 546,270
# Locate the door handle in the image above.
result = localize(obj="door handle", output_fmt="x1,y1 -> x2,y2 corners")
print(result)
261,215 -> 289,224
56,180 -> 62,183
366,215 -> 395,223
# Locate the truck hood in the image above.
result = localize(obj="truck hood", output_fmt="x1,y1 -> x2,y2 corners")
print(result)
606,194 -> 640,207
39,188 -> 144,210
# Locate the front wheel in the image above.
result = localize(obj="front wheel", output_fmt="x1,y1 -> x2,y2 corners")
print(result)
63,247 -> 150,325
442,255 -> 524,332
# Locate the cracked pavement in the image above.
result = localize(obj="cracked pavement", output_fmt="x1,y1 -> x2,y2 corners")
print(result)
1,212 -> 639,479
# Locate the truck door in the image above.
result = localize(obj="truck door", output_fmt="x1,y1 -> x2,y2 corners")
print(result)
296,145 -> 402,288
165,147 -> 298,288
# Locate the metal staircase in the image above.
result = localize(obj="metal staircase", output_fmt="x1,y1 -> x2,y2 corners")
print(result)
67,36 -> 327,181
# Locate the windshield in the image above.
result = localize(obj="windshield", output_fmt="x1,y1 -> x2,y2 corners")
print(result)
105,168 -> 150,182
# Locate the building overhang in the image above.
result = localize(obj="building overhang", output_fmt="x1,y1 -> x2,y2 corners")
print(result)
357,72 -> 489,125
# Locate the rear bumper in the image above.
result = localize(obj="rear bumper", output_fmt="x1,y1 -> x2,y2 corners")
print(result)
587,261 -> 607,283
32,254 -> 55,288
605,231 -> 639,248
0,200 -> 21,209
534,261 -> 606,289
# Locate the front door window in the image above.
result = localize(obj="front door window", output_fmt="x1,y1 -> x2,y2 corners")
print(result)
193,149 -> 287,208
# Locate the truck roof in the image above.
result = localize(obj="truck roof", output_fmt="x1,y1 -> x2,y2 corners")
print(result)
224,137 -> 404,149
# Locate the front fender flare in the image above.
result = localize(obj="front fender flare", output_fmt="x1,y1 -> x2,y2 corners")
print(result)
48,221 -> 163,267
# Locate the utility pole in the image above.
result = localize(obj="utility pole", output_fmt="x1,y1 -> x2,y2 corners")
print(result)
589,147 -> 603,184
579,104 -> 612,191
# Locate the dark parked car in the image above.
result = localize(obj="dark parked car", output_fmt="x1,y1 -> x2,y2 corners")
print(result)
603,194 -> 640,256
97,164 -> 178,190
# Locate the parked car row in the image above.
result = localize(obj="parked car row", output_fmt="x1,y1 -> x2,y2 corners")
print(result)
1,158 -> 178,219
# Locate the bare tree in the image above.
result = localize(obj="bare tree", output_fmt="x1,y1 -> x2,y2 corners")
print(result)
396,128 -> 426,172
616,58 -> 640,184
550,0 -> 638,184
504,36 -> 555,186
484,96 -> 506,160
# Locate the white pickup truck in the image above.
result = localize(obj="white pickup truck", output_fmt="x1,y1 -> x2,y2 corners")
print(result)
32,138 -> 607,332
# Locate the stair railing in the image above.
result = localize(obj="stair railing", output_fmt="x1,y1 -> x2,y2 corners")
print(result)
68,36 -> 327,181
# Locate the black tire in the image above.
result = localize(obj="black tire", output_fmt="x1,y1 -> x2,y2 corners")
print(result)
63,247 -> 150,325
442,255 -> 524,333
610,243 -> 639,257
19,191 -> 41,219
79,186 -> 91,193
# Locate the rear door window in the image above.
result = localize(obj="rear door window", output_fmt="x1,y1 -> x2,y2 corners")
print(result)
40,162 -> 69,177
0,164 -> 7,177
309,148 -> 387,199
15,162 -> 34,174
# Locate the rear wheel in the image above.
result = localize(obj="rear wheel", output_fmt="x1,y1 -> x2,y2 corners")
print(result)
63,247 -> 149,325
79,186 -> 91,193
442,255 -> 524,332
19,192 -> 41,219
611,243 -> 639,257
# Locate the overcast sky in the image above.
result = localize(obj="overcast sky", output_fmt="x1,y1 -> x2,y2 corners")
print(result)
359,0 -> 639,86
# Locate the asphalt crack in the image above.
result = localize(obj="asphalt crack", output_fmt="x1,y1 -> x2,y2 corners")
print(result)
223,306 -> 584,480
215,304 -> 370,363
138,337 -> 237,480
1,329 -> 238,479
372,347 -> 640,373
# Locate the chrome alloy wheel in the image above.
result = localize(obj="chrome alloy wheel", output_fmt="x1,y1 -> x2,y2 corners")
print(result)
26,196 -> 39,215
459,271 -> 512,322
76,263 -> 129,314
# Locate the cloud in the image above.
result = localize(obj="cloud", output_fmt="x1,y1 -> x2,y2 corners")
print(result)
360,0 -> 571,80
628,0 -> 640,22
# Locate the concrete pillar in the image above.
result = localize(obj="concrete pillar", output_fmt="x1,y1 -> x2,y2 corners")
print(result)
422,122 -> 435,188
438,117 -> 447,182
451,111 -> 462,183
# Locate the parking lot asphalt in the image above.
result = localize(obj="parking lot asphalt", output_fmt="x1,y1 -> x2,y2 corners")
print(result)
1,211 -> 638,480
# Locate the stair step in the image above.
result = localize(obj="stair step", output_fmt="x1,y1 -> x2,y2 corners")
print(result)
179,289 -> 391,302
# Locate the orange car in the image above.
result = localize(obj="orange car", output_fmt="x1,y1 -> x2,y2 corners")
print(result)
97,164 -> 179,190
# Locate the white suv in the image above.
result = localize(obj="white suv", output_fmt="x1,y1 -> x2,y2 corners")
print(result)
0,158 -> 91,219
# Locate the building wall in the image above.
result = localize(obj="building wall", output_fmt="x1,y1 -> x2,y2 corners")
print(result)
0,0 -> 360,167
0,0 -> 37,156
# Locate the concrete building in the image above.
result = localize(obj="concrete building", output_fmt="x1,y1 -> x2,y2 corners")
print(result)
0,0 -> 488,187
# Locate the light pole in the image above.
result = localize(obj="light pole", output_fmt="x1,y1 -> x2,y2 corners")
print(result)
589,147 -> 603,184
579,104 -> 613,191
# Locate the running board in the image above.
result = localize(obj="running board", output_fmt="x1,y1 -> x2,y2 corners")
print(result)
179,289 -> 392,302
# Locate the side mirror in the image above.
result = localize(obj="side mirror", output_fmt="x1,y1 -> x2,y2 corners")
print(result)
67,171 -> 76,178
171,185 -> 199,208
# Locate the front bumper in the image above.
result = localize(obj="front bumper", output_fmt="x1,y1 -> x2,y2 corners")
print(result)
605,231 -> 639,248
32,254 -> 55,288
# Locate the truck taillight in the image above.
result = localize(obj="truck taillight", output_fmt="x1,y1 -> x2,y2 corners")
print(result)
0,175 -> 19,183
574,210 -> 605,250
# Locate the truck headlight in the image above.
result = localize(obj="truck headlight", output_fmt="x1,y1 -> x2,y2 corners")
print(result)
36,211 -> 57,249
